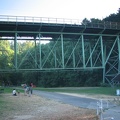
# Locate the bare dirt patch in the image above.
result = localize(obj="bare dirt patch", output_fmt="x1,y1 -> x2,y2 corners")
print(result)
0,93 -> 98,120
58,93 -> 116,100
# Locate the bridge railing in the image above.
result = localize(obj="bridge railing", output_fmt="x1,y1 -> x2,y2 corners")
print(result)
0,15 -> 82,25
0,15 -> 120,29
84,21 -> 120,29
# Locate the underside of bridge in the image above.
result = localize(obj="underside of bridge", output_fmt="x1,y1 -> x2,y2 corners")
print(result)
0,16 -> 120,86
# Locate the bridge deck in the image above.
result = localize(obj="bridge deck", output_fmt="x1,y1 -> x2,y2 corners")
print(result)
0,15 -> 120,40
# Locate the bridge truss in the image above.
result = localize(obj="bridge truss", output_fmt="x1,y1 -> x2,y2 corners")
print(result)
0,15 -> 120,86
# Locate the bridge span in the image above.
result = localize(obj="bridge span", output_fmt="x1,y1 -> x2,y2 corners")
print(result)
0,15 -> 120,86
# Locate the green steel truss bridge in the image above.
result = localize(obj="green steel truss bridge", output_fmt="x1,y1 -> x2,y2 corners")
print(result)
0,15 -> 120,86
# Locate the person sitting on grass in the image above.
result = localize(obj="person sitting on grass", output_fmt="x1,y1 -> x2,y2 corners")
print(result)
12,89 -> 17,96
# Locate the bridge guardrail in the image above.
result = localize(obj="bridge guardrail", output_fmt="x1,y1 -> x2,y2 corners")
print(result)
0,15 -> 82,25
0,15 -> 120,30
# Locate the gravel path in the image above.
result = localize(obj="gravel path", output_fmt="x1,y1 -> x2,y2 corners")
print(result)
33,90 -> 98,109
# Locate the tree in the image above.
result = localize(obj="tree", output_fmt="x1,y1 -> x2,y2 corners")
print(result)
103,8 -> 120,22
0,40 -> 14,69
81,18 -> 90,25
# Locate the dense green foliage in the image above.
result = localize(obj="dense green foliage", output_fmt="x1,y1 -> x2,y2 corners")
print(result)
0,9 -> 120,87
103,8 -> 120,22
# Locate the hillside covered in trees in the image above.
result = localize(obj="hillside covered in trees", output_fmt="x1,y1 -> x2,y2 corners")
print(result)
0,9 -> 120,87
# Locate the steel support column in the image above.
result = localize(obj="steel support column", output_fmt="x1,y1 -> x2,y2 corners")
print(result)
100,36 -> 105,83
54,48 -> 57,68
34,39 -> 37,68
61,34 -> 64,68
103,45 -> 106,84
81,35 -> 85,68
72,42 -> 76,68
14,32 -> 17,70
89,42 -> 93,67
39,33 -> 42,69
100,36 -> 104,67
117,36 -> 120,73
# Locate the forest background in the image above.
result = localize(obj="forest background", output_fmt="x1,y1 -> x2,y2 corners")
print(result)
0,9 -> 120,87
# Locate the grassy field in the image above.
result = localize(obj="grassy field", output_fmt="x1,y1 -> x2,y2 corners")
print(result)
1,86 -> 120,96
0,87 -> 12,115
0,87 -> 24,114
34,87 -> 120,96
0,87 -> 23,93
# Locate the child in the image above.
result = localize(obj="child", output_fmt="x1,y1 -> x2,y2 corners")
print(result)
12,89 -> 17,96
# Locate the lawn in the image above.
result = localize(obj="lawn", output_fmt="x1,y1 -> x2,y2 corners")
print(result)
0,87 -> 12,115
34,87 -> 120,96
0,87 -> 24,114
0,87 -> 23,94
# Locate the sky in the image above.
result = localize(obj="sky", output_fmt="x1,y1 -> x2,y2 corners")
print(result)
0,0 -> 120,20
